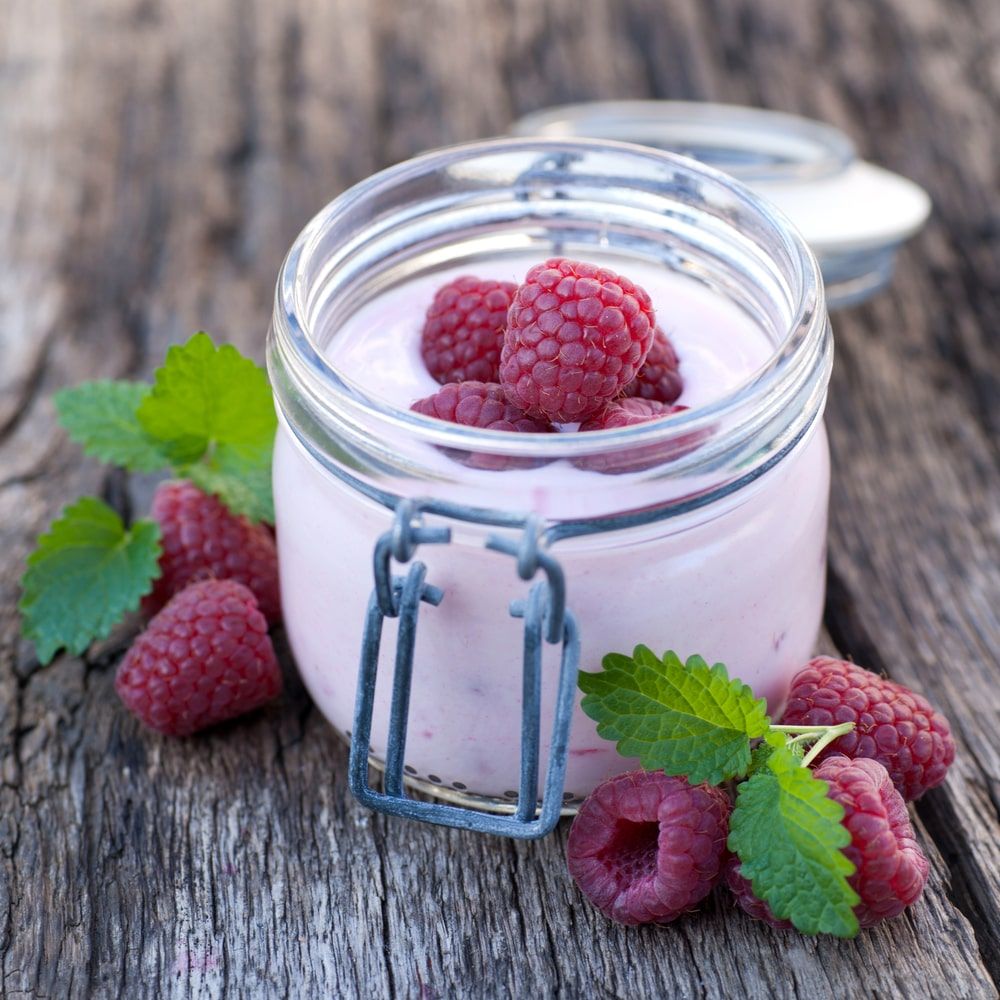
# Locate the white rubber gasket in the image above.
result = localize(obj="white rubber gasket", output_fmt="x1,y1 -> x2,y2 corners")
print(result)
757,160 -> 931,255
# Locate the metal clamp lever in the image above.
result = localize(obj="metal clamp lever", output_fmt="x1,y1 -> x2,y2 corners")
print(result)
348,505 -> 580,839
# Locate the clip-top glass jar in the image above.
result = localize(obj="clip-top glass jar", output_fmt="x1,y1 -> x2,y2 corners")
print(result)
268,139 -> 832,825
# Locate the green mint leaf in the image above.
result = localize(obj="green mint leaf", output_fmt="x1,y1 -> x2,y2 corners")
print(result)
19,497 -> 162,665
137,331 -> 277,473
578,647 -> 771,785
183,445 -> 274,523
748,743 -> 777,776
55,381 -> 170,473
728,747 -> 860,937
748,729 -> 792,775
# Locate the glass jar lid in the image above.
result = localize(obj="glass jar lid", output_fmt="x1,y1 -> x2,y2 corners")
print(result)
510,102 -> 931,309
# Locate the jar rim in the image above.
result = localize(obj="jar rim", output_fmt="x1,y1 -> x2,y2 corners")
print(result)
271,137 -> 829,466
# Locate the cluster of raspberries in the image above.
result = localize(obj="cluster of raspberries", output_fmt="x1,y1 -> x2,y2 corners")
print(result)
568,658 -> 953,932
115,481 -> 283,737
413,259 -> 686,453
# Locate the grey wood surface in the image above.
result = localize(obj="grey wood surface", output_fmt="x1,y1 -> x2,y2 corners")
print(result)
1,0 -> 999,997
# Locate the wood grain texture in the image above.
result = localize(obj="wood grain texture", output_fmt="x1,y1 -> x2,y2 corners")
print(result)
1,0 -> 998,997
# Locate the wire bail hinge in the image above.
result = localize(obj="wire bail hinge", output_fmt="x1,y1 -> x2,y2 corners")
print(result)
349,507 -> 580,838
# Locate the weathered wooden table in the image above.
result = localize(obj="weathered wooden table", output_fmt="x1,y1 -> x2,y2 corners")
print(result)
2,1 -> 998,996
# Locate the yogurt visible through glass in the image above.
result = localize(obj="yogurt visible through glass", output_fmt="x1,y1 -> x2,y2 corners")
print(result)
268,140 -> 833,809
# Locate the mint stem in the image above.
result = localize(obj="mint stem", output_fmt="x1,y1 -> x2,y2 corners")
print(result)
770,724 -> 836,734
786,731 -> 823,747
801,721 -> 855,767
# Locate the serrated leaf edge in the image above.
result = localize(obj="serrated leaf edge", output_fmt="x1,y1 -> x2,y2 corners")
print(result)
578,646 -> 772,785
18,499 -> 162,664
54,380 -> 170,473
728,749 -> 860,937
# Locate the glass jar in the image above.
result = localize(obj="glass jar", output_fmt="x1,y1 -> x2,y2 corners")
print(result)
268,139 -> 832,812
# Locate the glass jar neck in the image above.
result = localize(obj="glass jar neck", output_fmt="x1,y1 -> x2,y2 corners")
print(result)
269,139 -> 831,527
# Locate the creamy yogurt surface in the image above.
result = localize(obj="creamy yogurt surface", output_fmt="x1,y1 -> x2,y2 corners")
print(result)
325,255 -> 774,415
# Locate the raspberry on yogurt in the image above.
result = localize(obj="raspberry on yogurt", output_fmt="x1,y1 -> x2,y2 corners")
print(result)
410,380 -> 553,471
420,275 -> 516,385
576,399 -> 703,474
624,327 -> 683,404
411,381 -> 552,433
500,258 -> 656,423
579,397 -> 685,431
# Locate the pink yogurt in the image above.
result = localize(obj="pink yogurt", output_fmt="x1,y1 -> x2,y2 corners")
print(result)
273,255 -> 830,804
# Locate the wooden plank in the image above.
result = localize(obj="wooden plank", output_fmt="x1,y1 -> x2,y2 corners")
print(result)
813,0 -> 1000,977
0,0 -> 997,996
3,651 -> 995,999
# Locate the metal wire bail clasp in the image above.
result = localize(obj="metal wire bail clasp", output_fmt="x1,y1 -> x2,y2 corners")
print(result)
348,506 -> 581,839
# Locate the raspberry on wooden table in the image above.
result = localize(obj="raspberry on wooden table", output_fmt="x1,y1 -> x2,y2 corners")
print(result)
116,579 -> 282,737
727,756 -> 929,929
144,481 -> 281,625
779,657 -> 955,800
624,327 -> 683,404
500,258 -> 656,423
420,275 -> 517,384
722,854 -> 793,930
566,770 -> 731,925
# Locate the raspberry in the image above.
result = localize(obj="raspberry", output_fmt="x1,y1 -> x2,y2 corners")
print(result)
116,580 -> 282,736
579,397 -> 684,431
411,381 -> 553,471
726,756 -> 929,929
420,275 -> 516,384
566,770 -> 731,925
780,657 -> 955,800
411,381 -> 551,432
500,258 -> 656,422
576,399 -> 698,474
722,854 -> 793,930
144,481 -> 281,625
624,327 -> 683,404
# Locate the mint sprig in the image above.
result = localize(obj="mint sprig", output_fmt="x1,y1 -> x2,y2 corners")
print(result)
55,381 -> 169,472
747,728 -> 790,775
52,332 -> 275,522
729,747 -> 860,936
579,647 -> 769,785
580,646 -> 862,936
19,498 -> 162,664
186,459 -> 273,526
136,334 -> 276,521
21,333 -> 275,664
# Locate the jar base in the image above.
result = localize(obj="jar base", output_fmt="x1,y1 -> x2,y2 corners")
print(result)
393,765 -> 582,817
351,745 -> 583,817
